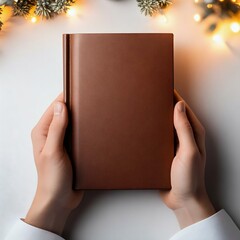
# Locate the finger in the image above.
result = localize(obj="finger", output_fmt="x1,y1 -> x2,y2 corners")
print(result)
44,101 -> 68,154
31,93 -> 63,154
174,101 -> 198,152
174,90 -> 205,155
36,93 -> 64,131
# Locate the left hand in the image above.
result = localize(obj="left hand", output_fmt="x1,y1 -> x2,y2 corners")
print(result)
160,90 -> 215,229
24,93 -> 84,236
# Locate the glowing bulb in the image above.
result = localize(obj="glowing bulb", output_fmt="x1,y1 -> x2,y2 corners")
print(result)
31,16 -> 37,23
212,34 -> 223,43
67,7 -> 76,17
194,14 -> 201,22
231,0 -> 236,2
219,0 -> 224,2
158,14 -> 168,24
207,4 -> 213,8
194,0 -> 199,3
230,22 -> 240,33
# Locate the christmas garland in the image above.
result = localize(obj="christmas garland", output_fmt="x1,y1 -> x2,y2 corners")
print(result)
194,0 -> 240,33
0,0 -> 172,31
0,0 -> 76,30
0,0 -> 239,40
0,7 -> 3,30
137,0 -> 172,16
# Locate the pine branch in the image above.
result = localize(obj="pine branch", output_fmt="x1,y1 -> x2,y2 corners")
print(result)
13,0 -> 36,17
0,0 -> 77,32
0,7 -> 3,31
195,0 -> 240,33
137,0 -> 172,16
196,0 -> 240,19
35,0 -> 53,19
158,0 -> 172,9
50,0 -> 73,14
137,0 -> 159,16
34,0 -> 76,19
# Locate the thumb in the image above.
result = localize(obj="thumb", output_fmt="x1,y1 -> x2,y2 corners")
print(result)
174,101 -> 197,151
45,101 -> 68,153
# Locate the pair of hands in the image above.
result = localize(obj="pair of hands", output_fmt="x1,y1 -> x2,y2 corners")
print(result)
24,91 -> 215,236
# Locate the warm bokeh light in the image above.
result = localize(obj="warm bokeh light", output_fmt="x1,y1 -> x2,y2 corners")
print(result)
31,16 -> 37,23
66,7 -> 77,17
194,13 -> 201,22
158,14 -> 168,24
212,34 -> 224,44
230,22 -> 240,33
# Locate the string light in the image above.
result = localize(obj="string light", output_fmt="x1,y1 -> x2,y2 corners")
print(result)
66,7 -> 77,17
158,14 -> 168,24
0,1 -> 80,31
230,22 -> 240,33
194,0 -> 240,44
207,4 -> 213,8
31,16 -> 37,23
212,34 -> 224,43
194,13 -> 201,22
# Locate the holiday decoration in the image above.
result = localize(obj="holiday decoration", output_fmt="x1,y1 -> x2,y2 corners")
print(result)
0,0 -> 239,44
0,0 -> 77,31
13,0 -> 35,16
0,7 -> 3,30
137,0 -> 172,16
194,0 -> 240,37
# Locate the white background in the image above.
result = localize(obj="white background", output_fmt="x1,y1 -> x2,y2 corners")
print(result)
0,0 -> 240,239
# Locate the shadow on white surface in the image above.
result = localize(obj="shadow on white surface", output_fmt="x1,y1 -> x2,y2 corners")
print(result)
63,190 -> 178,240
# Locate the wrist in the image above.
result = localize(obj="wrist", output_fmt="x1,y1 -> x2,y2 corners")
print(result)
173,193 -> 216,229
24,193 -> 72,235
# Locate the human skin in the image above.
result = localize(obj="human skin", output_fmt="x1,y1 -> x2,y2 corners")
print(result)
24,91 -> 215,235
24,93 -> 84,235
160,90 -> 216,229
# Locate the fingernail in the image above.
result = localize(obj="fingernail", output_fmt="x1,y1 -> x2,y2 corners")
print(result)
177,101 -> 185,113
54,102 -> 63,115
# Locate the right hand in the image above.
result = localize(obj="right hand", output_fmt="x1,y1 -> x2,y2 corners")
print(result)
160,90 -> 216,229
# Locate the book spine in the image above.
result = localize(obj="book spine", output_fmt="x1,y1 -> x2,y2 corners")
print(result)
63,34 -> 75,187
63,34 -> 71,107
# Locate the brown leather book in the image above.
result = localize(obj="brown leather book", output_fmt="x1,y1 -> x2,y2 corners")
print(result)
63,33 -> 174,190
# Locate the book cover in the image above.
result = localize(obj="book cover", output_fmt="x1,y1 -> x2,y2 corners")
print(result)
63,33 -> 174,190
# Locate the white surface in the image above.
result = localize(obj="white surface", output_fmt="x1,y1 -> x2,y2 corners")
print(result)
0,0 -> 240,239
